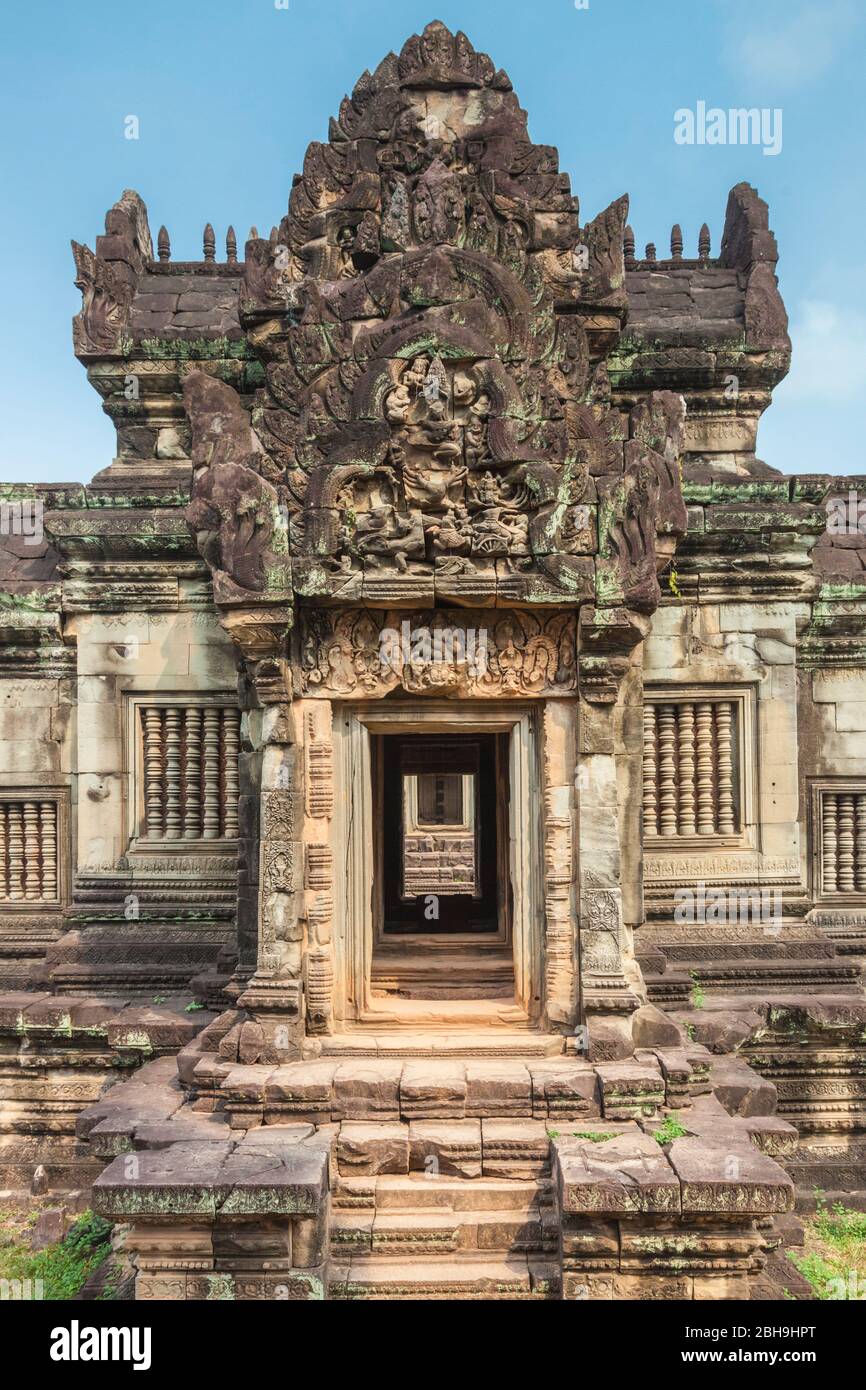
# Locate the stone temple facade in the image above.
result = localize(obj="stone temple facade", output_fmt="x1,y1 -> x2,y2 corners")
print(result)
1,21 -> 865,1301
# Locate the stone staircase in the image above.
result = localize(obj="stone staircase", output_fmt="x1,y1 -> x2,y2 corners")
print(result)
331,1172 -> 557,1299
80,1016 -> 807,1301
328,1122 -> 559,1299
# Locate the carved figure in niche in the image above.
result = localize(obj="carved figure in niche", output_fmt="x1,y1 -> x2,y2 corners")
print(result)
354,211 -> 380,266
464,188 -> 497,255
500,216 -> 528,273
413,158 -> 465,246
337,225 -> 356,279
382,177 -> 411,249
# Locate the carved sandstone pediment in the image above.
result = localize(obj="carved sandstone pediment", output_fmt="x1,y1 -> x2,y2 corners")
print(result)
183,21 -> 686,626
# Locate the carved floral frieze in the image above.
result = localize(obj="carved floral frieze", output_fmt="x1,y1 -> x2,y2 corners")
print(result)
294,607 -> 577,698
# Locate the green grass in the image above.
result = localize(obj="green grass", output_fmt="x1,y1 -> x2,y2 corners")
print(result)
0,1208 -> 114,1301
652,1113 -> 690,1146
546,1129 -> 618,1143
789,1200 -> 866,1300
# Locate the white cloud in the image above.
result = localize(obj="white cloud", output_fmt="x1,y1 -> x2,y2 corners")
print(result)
725,0 -> 859,87
786,300 -> 866,403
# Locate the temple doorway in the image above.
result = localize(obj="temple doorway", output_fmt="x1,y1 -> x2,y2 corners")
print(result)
370,732 -> 514,999
333,703 -> 543,1027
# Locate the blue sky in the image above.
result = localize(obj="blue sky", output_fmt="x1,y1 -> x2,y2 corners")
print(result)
0,0 -> 863,483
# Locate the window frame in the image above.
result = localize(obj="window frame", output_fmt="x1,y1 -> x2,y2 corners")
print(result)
642,683 -> 757,852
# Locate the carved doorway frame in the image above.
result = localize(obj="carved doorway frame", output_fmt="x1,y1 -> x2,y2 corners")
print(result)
332,702 -> 543,1028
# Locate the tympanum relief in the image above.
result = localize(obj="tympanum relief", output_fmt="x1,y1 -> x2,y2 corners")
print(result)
181,23 -> 687,625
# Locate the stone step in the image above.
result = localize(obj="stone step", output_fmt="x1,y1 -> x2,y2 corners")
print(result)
320,1030 -> 567,1058
329,1254 -> 559,1300
710,1057 -> 778,1117
334,1173 -> 550,1211
371,949 -> 515,1000
335,1119 -> 553,1179
331,1204 -> 552,1257
670,960 -> 862,991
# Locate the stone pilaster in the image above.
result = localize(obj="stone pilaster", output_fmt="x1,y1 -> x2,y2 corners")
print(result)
576,607 -> 647,1060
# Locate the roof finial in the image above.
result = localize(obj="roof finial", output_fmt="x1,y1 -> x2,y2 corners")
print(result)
248,226 -> 259,241
624,224 -> 635,263
698,223 -> 711,259
226,226 -> 237,264
157,225 -> 170,262
670,224 -> 683,259
203,223 -> 216,262
645,242 -> 657,262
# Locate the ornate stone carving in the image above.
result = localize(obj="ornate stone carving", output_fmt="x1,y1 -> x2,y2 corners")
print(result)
304,708 -> 334,818
71,242 -> 134,355
295,608 -> 577,699
305,947 -> 334,1035
71,190 -> 152,356
263,789 -> 300,842
177,21 -> 684,619
184,373 -> 291,607
263,842 -> 299,894
581,888 -> 623,975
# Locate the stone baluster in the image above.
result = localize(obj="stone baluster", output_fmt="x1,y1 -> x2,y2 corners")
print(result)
698,223 -> 711,259
658,705 -> 678,836
157,225 -> 170,261
23,801 -> 40,900
7,803 -> 23,900
837,794 -> 856,892
143,706 -> 165,839
857,793 -> 866,893
642,705 -> 659,835
222,709 -> 240,838
39,801 -> 57,901
202,708 -> 221,839
645,242 -> 656,262
677,702 -> 696,835
203,223 -> 216,262
715,702 -> 735,834
0,803 -> 7,898
822,794 -> 838,893
183,707 -> 202,839
695,702 -> 716,835
164,708 -> 183,839
670,223 -> 683,259
226,226 -> 237,264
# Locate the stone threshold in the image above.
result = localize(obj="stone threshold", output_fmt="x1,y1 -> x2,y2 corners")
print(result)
319,1031 -> 564,1058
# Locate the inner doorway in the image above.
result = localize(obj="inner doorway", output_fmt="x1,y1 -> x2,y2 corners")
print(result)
370,731 -> 514,999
